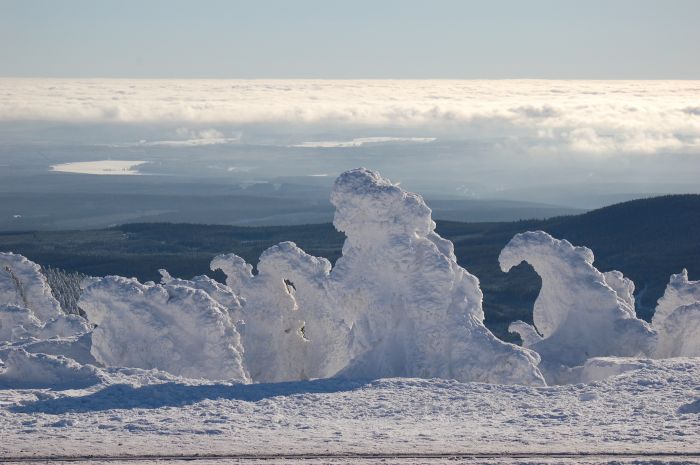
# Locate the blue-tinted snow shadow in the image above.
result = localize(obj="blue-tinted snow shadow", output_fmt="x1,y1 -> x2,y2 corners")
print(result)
11,377 -> 370,414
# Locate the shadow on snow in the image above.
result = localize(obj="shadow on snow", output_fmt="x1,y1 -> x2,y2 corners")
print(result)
11,377 -> 370,414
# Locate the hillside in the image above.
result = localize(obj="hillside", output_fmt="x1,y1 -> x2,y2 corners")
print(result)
1,194 -> 698,341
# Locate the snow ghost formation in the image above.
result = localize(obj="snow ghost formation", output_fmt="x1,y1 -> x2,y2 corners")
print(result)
652,270 -> 700,357
327,169 -> 544,385
79,276 -> 249,382
210,247 -> 312,383
2,169 -> 700,387
212,168 -> 545,386
0,252 -> 88,342
499,231 -> 656,373
498,231 -> 700,374
212,242 -> 351,382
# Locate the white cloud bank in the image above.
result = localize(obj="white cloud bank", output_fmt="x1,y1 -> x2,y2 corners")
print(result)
292,137 -> 436,148
1,79 -> 699,154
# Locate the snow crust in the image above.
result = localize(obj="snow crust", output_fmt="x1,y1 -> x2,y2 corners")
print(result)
79,276 -> 249,382
1,357 -> 699,458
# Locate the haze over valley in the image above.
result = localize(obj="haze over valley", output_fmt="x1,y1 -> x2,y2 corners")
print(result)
1,79 -> 698,230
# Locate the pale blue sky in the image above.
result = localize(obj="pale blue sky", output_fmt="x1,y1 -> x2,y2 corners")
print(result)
1,0 -> 699,78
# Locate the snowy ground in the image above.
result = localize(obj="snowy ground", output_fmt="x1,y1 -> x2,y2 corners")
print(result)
5,457 -> 700,465
2,358 -> 699,461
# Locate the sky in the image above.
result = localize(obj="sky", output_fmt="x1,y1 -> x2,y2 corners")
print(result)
1,0 -> 699,79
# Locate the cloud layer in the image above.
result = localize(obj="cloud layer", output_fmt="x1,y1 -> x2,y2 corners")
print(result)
1,79 -> 699,154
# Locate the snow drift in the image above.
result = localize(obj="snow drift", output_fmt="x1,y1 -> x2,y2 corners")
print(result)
0,332 -> 97,366
0,348 -> 101,390
79,276 -> 249,382
499,231 -> 656,376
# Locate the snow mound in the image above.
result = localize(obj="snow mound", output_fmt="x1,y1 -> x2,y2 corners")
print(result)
653,270 -> 700,357
0,332 -> 98,366
500,231 -> 656,373
79,276 -> 249,382
0,348 -> 101,390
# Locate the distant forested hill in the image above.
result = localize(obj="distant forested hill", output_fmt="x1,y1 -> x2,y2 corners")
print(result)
1,195 -> 698,341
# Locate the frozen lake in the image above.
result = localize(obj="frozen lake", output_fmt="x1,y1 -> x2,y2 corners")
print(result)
51,160 -> 147,175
